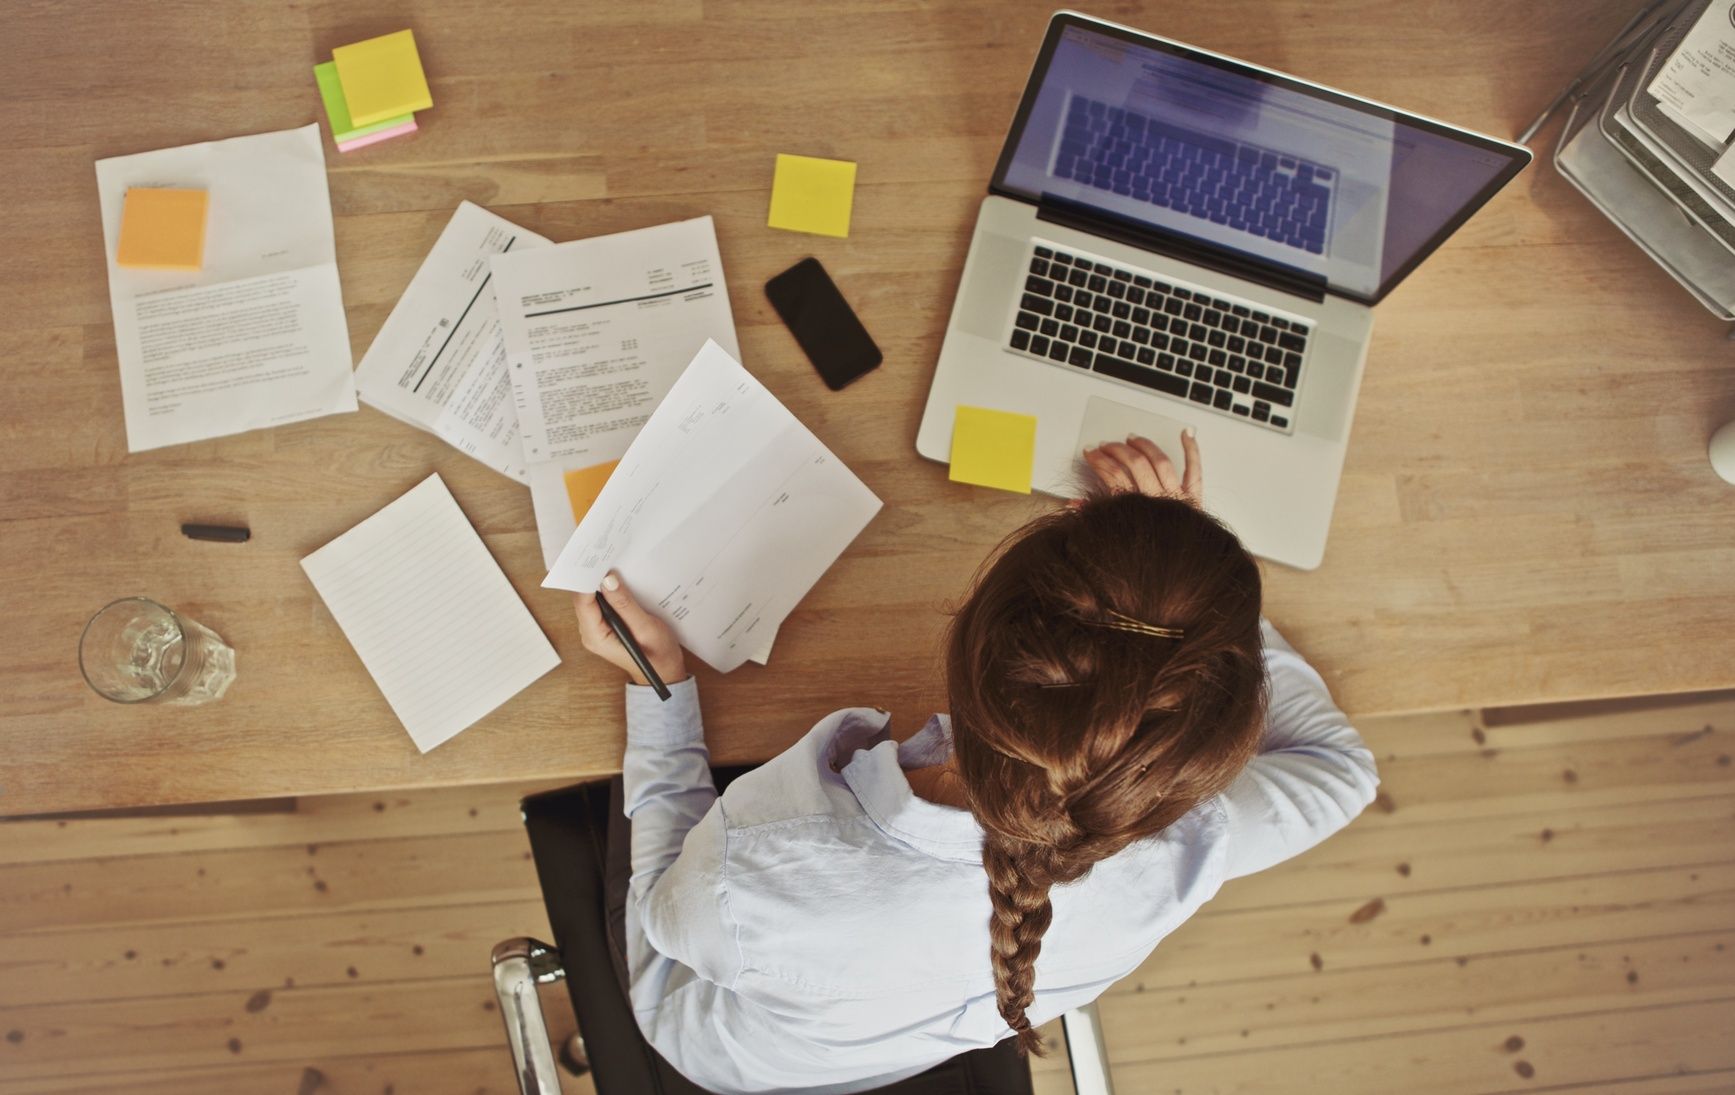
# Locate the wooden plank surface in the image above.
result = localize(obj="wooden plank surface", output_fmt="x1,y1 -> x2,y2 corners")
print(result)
3,697 -> 1732,1093
3,0 -> 1734,815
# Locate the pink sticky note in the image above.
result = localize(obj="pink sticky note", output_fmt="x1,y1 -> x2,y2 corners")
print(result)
336,118 -> 418,153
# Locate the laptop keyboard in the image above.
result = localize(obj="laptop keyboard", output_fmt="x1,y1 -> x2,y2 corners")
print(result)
1008,245 -> 1308,433
1053,95 -> 1334,255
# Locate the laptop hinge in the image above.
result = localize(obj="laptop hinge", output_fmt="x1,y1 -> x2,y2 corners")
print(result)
1034,194 -> 1328,304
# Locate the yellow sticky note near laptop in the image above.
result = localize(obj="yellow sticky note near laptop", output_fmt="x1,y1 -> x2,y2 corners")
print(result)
332,29 -> 433,127
116,187 -> 208,270
564,461 -> 619,523
949,406 -> 1036,494
767,154 -> 857,237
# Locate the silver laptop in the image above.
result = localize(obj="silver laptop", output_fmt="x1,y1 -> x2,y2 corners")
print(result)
916,12 -> 1530,569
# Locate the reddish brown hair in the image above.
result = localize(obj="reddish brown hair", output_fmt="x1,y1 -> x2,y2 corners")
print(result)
946,492 -> 1266,1054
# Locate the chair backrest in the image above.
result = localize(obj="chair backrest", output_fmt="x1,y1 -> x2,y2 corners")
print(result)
522,779 -> 711,1092
515,773 -> 1047,1094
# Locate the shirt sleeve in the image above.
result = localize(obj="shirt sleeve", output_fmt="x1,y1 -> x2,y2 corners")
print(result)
621,677 -> 718,890
1217,619 -> 1380,881
619,678 -> 746,1012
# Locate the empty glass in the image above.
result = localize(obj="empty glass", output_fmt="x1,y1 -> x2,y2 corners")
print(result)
79,597 -> 236,705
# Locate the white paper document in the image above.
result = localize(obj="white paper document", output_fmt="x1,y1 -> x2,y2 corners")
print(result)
302,473 -> 560,753
1649,2 -> 1735,148
525,459 -> 778,664
1716,140 -> 1735,187
95,124 -> 357,452
543,342 -> 880,673
354,202 -> 549,482
493,216 -> 740,467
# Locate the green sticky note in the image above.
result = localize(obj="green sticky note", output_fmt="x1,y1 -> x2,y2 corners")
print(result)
767,153 -> 857,238
315,62 -> 413,144
949,406 -> 1037,494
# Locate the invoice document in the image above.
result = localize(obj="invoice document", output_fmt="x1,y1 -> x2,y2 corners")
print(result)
492,216 -> 739,466
1650,2 -> 1735,149
95,124 -> 357,451
354,201 -> 548,482
543,341 -> 880,673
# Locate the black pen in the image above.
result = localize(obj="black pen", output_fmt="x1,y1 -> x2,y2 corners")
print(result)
596,592 -> 672,701
181,523 -> 250,543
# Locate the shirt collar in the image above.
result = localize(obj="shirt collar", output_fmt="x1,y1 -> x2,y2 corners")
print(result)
830,709 -> 985,862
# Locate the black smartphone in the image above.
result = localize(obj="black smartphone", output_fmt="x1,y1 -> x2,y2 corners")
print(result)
764,258 -> 882,391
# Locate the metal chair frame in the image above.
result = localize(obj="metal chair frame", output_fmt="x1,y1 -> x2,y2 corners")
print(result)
491,935 -> 1116,1095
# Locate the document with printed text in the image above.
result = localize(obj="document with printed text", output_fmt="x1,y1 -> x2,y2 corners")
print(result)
95,124 -> 357,451
1649,1 -> 1735,148
492,216 -> 739,467
354,201 -> 548,482
543,341 -> 879,673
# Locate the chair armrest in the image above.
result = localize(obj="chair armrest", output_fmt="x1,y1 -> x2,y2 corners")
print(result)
1061,1002 -> 1116,1095
491,937 -> 568,1095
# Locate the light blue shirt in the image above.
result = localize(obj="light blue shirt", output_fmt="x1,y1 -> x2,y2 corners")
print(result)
619,620 -> 1377,1094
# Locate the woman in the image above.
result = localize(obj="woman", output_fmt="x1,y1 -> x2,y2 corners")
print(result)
572,434 -> 1378,1094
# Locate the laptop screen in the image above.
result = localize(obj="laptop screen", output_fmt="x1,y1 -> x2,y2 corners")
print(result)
991,16 -> 1530,304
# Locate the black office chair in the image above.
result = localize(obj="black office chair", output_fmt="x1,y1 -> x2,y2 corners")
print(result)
490,771 -> 1116,1095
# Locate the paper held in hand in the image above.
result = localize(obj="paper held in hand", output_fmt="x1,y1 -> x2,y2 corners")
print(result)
542,341 -> 881,673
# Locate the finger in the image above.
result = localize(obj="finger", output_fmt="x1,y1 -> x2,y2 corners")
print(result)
1097,440 -> 1164,496
1125,435 -> 1181,495
1178,427 -> 1203,500
572,592 -> 614,651
1082,446 -> 1135,493
599,571 -> 661,635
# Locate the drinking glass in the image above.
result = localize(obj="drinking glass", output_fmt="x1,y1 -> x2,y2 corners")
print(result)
78,597 -> 236,705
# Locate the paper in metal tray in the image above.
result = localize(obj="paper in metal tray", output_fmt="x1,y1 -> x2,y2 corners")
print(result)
1557,68 -> 1735,317
1625,0 -> 1735,207
1601,41 -> 1735,247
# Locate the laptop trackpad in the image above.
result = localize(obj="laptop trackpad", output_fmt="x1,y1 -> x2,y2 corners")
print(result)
1074,397 -> 1192,486
1071,396 -> 1248,528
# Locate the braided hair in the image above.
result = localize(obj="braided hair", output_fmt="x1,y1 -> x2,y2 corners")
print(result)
945,492 -> 1266,1054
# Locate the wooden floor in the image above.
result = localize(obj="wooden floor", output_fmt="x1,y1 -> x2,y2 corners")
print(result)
2,695 -> 1731,1094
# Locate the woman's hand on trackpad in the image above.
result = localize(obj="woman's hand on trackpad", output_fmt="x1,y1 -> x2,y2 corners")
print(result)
1081,429 -> 1203,507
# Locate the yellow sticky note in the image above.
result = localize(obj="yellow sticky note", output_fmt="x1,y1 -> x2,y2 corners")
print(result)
949,406 -> 1037,494
767,154 -> 857,238
332,29 -> 433,127
564,461 -> 620,523
116,187 -> 208,270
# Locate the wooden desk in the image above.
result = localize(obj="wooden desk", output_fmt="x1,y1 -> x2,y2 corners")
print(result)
3,0 -> 1731,817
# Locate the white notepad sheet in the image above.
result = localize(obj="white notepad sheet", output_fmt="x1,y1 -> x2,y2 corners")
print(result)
302,473 -> 560,752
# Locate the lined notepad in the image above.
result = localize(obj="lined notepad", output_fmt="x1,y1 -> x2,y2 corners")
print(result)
301,474 -> 559,753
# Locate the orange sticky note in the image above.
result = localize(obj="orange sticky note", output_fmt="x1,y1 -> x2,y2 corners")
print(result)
564,461 -> 619,523
116,188 -> 208,270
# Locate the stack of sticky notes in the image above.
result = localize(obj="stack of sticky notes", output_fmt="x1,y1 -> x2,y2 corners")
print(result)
768,153 -> 858,238
314,29 -> 432,153
116,187 -> 208,270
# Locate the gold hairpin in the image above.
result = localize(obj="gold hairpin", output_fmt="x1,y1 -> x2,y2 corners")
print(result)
1097,610 -> 1185,640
